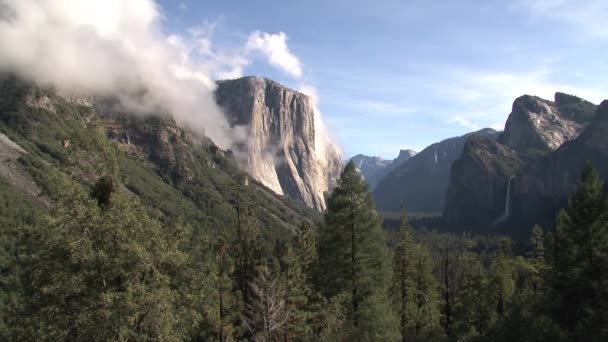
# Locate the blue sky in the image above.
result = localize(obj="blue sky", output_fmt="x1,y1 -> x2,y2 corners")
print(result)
158,0 -> 608,159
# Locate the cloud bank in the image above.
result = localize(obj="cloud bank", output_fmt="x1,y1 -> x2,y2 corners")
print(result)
0,0 -> 310,150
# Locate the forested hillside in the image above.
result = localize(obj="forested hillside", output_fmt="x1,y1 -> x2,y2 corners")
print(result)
3,105 -> 607,342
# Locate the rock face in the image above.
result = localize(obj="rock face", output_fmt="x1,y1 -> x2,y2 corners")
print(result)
443,93 -> 603,234
373,128 -> 499,214
498,93 -> 596,153
443,136 -> 522,226
348,149 -> 416,190
215,77 -> 342,211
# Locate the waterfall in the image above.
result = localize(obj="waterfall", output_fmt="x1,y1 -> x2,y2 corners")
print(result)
494,175 -> 515,225
504,176 -> 514,218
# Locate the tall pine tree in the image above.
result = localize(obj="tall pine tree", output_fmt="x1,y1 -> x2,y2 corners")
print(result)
391,209 -> 416,341
315,161 -> 399,340
552,162 -> 608,339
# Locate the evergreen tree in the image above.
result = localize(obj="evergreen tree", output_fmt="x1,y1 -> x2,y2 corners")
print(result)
453,251 -> 493,339
276,223 -> 317,341
391,210 -> 417,341
526,225 -> 547,296
412,245 -> 441,338
552,162 -> 608,339
528,225 -> 545,262
489,238 -> 515,318
14,175 -> 194,341
231,204 -> 263,339
315,161 -> 399,340
201,234 -> 240,342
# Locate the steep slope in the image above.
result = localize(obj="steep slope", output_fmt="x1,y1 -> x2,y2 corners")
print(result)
373,128 -> 499,214
444,93 -> 603,233
348,149 -> 416,189
443,136 -> 523,227
510,99 -> 608,230
0,76 -> 320,238
215,77 -> 342,211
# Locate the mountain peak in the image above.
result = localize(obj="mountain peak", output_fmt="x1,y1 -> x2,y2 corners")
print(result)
215,77 -> 342,211
396,149 -> 417,160
500,93 -> 595,152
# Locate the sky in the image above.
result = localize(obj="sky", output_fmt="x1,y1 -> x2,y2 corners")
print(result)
157,0 -> 608,159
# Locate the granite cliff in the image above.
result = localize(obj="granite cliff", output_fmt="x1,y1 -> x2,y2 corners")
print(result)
498,92 -> 596,153
373,128 -> 499,214
215,77 -> 342,211
444,92 -> 604,233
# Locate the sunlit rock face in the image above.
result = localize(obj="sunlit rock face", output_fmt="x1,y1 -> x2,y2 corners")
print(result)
499,93 -> 596,153
215,76 -> 342,211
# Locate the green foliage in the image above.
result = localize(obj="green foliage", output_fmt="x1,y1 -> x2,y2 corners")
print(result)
316,161 -> 399,339
2,79 -> 608,341
0,178 -> 41,337
12,175 -> 197,340
391,210 -> 417,338
552,162 -> 608,340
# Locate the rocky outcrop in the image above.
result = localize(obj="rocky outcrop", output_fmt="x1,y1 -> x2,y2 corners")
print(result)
443,136 -> 522,226
348,149 -> 416,190
498,93 -> 596,153
443,93 -> 606,234
373,128 -> 499,214
215,76 -> 342,211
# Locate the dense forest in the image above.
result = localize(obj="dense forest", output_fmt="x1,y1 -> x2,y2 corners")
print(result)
2,157 -> 607,341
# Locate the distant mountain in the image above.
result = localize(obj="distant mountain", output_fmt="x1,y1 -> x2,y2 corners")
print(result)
373,128 -> 500,214
348,149 -> 416,189
444,92 -> 605,234
216,76 -> 342,211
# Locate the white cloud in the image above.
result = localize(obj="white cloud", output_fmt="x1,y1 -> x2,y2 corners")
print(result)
0,0 -> 241,148
0,0 -> 313,149
246,31 -> 303,78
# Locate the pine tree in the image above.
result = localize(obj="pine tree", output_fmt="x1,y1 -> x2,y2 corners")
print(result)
276,223 -> 317,341
315,161 -> 399,340
201,234 -> 240,342
489,238 -> 515,319
391,210 -> 416,341
14,175 -> 193,341
552,162 -> 608,339
525,225 -> 548,296
528,225 -> 545,262
453,251 -> 493,338
231,204 -> 263,338
412,245 -> 441,338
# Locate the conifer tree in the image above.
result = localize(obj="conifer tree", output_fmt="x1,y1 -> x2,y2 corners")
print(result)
276,224 -> 317,341
202,234 -> 240,342
391,209 -> 417,341
489,238 -> 515,318
15,175 -> 193,341
552,162 -> 608,339
412,245 -> 441,338
315,161 -> 398,340
231,195 -> 263,338
528,225 -> 545,262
